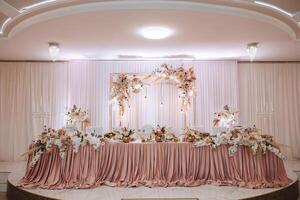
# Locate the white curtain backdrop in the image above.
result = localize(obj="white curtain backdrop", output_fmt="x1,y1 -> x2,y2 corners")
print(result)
239,63 -> 300,159
0,60 -> 236,161
0,62 -> 68,161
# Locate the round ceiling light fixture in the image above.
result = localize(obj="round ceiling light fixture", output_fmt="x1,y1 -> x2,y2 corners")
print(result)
140,27 -> 173,39
247,42 -> 259,62
48,42 -> 60,61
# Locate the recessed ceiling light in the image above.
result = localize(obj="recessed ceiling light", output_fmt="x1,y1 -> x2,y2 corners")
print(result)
140,27 -> 173,40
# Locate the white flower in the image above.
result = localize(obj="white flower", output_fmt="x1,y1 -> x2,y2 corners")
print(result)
59,152 -> 65,159
212,136 -> 223,146
54,139 -> 62,147
228,145 -> 238,156
251,143 -> 258,154
71,136 -> 81,153
87,135 -> 101,149
193,140 -> 209,147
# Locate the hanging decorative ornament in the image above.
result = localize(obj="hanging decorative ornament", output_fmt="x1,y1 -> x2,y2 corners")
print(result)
48,42 -> 60,61
247,42 -> 259,62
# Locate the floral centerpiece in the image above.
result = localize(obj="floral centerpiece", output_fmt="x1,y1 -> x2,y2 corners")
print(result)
193,126 -> 283,158
103,127 -> 136,143
26,126 -> 103,169
183,128 -> 197,142
193,105 -> 284,159
151,125 -> 167,142
212,105 -> 238,133
115,127 -> 136,143
65,105 -> 90,131
104,131 -> 116,139
151,125 -> 178,142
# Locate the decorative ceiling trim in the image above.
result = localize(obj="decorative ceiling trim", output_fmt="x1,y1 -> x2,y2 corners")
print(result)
0,0 -> 300,41
0,0 -> 19,17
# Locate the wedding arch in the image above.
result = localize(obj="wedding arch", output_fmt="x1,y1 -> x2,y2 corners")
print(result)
109,64 -> 196,128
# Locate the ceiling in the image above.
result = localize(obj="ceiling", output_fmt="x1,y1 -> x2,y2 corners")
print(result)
0,0 -> 300,61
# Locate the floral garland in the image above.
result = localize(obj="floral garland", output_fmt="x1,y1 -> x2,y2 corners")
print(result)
108,127 -> 136,143
193,126 -> 284,159
110,64 -> 196,116
148,64 -> 196,110
26,104 -> 284,169
27,126 -> 103,169
27,124 -> 284,169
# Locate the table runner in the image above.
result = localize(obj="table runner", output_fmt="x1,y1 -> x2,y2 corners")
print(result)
19,143 -> 291,189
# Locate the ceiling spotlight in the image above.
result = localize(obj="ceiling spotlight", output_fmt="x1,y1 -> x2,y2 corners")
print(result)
140,27 -> 172,39
247,42 -> 258,62
48,42 -> 60,61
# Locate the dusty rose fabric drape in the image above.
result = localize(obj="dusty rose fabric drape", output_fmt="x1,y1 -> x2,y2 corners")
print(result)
20,143 -> 291,189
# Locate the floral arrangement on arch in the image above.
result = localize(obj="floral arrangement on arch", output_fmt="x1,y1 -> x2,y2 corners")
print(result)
110,64 -> 196,116
110,74 -> 131,116
148,64 -> 196,110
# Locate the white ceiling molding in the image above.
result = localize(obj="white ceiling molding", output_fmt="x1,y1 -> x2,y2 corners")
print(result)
0,0 -> 300,41
0,0 -> 19,17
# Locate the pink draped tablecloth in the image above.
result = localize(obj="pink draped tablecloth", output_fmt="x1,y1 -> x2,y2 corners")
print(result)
19,143 -> 291,189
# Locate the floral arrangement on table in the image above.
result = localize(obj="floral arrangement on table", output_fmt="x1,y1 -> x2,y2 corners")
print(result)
193,126 -> 283,159
212,105 -> 239,131
26,125 -> 104,169
65,105 -> 90,131
113,127 -> 136,143
193,106 -> 284,159
183,128 -> 210,143
150,125 -> 179,142
25,102 -> 284,170
110,64 -> 196,116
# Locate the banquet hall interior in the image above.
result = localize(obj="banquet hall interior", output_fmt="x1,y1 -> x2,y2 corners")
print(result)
1,0 -> 300,200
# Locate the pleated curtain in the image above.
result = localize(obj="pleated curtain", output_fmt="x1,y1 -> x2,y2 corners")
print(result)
2,60 -> 299,161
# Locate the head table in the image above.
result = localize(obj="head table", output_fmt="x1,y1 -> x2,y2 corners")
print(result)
19,142 -> 291,189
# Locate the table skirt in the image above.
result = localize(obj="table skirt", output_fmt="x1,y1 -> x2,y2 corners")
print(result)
19,143 -> 291,189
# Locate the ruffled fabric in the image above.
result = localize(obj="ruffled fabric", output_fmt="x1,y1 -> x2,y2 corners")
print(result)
19,143 -> 291,189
